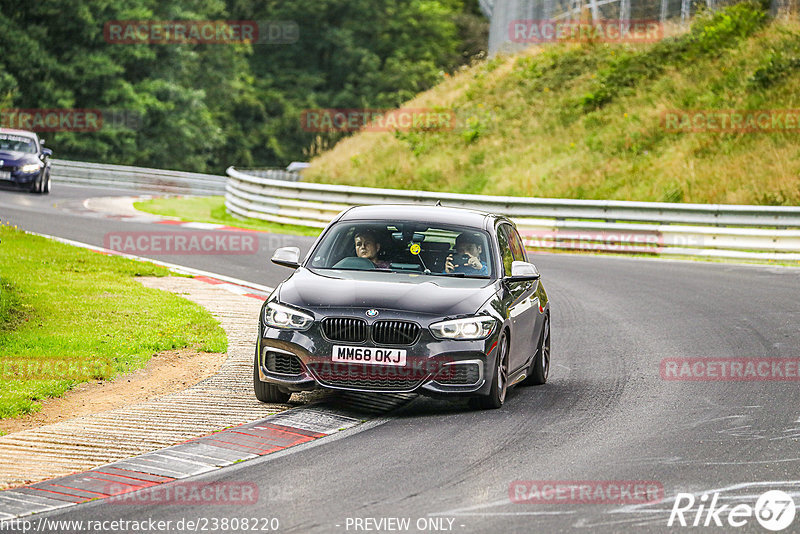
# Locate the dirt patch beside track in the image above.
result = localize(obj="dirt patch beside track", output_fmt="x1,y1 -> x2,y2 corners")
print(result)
0,348 -> 226,435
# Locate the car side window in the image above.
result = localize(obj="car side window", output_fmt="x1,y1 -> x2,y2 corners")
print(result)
508,227 -> 528,263
497,224 -> 514,277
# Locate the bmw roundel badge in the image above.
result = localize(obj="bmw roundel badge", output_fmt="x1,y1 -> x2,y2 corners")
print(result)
366,309 -> 379,317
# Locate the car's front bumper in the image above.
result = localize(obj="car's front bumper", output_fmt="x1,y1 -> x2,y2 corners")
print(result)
0,167 -> 43,188
257,321 -> 500,397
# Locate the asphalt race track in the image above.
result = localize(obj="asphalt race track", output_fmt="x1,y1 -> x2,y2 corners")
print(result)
2,184 -> 799,533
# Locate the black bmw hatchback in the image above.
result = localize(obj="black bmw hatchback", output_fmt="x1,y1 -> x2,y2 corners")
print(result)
255,205 -> 550,409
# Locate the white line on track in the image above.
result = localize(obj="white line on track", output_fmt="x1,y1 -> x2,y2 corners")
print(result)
29,231 -> 273,294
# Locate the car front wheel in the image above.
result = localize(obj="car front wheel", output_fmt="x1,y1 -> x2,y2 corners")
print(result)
29,173 -> 42,194
254,348 -> 291,403
474,332 -> 508,410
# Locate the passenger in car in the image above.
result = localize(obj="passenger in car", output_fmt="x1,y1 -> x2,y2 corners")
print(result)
354,229 -> 391,269
445,233 -> 489,275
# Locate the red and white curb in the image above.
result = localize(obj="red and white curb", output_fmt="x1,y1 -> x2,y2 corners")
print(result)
30,232 -> 272,301
0,394 -> 411,519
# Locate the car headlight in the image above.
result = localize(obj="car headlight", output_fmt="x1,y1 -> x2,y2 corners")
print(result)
20,163 -> 42,174
263,302 -> 314,330
430,315 -> 497,340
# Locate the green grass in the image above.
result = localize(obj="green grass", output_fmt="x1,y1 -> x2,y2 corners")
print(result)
134,196 -> 321,237
0,222 -> 227,419
305,3 -> 800,206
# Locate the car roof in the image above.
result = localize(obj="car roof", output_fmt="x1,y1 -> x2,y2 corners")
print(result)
337,204 -> 503,230
0,128 -> 38,139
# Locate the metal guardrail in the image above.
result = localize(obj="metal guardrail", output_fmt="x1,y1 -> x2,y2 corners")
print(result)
225,166 -> 800,261
47,159 -> 798,261
51,159 -> 226,195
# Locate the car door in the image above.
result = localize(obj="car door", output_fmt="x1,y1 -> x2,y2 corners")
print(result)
498,223 -> 537,373
508,225 -> 542,368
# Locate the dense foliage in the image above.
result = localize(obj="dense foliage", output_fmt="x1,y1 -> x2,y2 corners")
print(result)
0,0 -> 487,171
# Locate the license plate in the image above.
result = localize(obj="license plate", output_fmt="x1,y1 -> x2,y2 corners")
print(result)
0,171 -> 10,180
332,345 -> 407,366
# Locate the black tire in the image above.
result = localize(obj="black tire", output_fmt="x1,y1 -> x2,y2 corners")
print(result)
29,173 -> 42,194
522,314 -> 550,386
254,348 -> 291,403
474,332 -> 509,410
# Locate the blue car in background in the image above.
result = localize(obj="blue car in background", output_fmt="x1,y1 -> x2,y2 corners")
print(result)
0,128 -> 52,194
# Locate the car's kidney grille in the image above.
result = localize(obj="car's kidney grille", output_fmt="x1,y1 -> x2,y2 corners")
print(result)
322,318 -> 368,342
265,351 -> 303,375
435,363 -> 481,385
372,321 -> 420,345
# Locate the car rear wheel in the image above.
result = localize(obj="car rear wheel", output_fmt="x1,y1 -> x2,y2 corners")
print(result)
254,348 -> 291,403
522,315 -> 550,386
474,332 -> 508,410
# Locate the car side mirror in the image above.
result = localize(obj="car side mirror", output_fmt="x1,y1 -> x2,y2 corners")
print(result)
507,261 -> 540,281
271,246 -> 301,269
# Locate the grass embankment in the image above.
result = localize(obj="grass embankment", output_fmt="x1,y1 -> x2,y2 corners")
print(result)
0,222 -> 227,420
134,196 -> 321,237
305,3 -> 800,205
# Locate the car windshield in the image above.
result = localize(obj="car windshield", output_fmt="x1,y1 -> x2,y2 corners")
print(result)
0,134 -> 37,153
309,221 -> 494,278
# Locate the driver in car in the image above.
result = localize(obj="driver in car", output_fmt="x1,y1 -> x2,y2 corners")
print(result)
445,233 -> 489,275
354,229 -> 391,269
